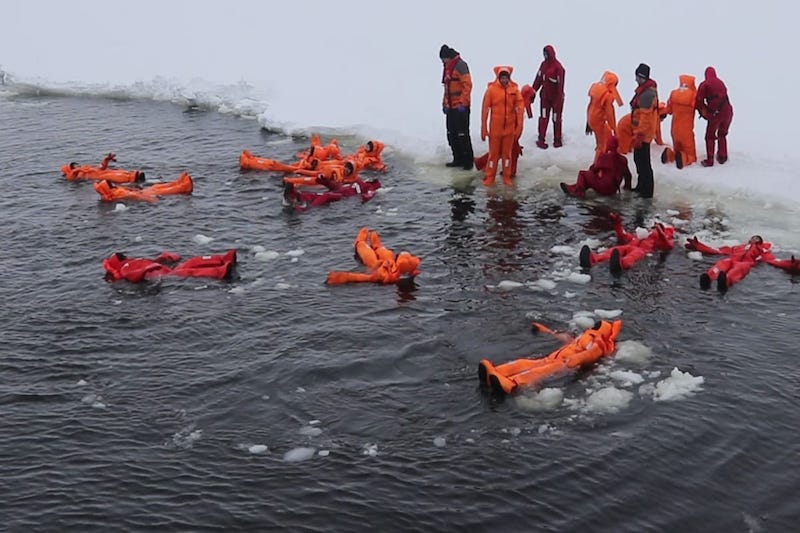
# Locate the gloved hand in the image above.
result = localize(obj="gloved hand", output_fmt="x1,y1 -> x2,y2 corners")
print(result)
442,106 -> 447,115
685,236 -> 700,251
608,212 -> 622,224
585,122 -> 592,135
457,105 -> 466,113
481,126 -> 488,142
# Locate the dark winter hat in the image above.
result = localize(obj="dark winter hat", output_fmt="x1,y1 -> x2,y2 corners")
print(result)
439,45 -> 457,59
635,63 -> 650,79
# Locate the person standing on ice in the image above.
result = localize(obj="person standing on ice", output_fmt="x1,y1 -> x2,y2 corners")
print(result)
529,44 -> 565,149
695,66 -> 733,167
480,67 -> 524,186
439,44 -> 475,170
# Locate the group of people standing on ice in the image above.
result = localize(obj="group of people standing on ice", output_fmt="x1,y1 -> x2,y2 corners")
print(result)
439,44 -> 734,199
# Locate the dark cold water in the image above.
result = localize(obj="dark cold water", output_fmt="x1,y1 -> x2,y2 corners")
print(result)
1,93 -> 798,532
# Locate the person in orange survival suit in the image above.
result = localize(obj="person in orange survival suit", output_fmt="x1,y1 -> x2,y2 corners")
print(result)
560,136 -> 632,198
478,320 -> 623,396
695,66 -> 734,166
579,212 -> 674,275
102,249 -> 237,283
660,74 -> 698,168
473,83 -> 531,180
94,172 -> 193,203
530,44 -> 566,149
351,140 -> 387,172
61,152 -> 145,183
685,234 -> 773,292
585,71 -> 624,162
284,159 -> 360,186
480,66 -> 524,186
326,228 -> 421,285
440,45 -> 475,170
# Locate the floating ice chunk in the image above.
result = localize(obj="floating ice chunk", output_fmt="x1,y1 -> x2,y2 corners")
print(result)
362,443 -> 378,456
76,379 -> 87,386
614,340 -> 652,364
275,282 -> 293,290
585,386 -> 633,413
594,308 -> 622,319
134,236 -> 142,242
113,203 -> 128,212
528,279 -> 557,291
651,368 -> 704,402
563,291 -> 577,298
308,419 -> 321,426
515,387 -> 563,412
566,272 -> 591,284
494,280 -> 525,291
433,436 -> 446,447
299,426 -> 322,437
229,286 -> 246,295
687,251 -> 704,261
252,245 -> 266,253
193,234 -> 214,245
573,315 -> 596,330
255,250 -> 280,261
666,209 -> 680,216
283,447 -> 316,462
248,444 -> 268,454
609,370 -> 645,387
286,249 -> 304,258
318,450 -> 330,457
550,245 -> 575,255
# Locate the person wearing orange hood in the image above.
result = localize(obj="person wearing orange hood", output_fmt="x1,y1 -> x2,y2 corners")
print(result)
530,45 -> 565,149
473,83 -> 531,180
326,228 -> 421,285
695,66 -> 734,166
660,74 -> 698,168
560,136 -> 631,197
585,71 -> 624,161
480,66 -> 524,186
440,45 -> 475,170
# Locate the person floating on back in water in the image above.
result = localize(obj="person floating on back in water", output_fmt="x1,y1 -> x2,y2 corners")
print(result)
560,136 -> 632,198
685,234 -> 774,292
102,249 -> 237,283
326,227 -> 421,285
282,177 -> 381,212
478,319 -> 623,396
579,213 -> 675,275
61,152 -> 145,183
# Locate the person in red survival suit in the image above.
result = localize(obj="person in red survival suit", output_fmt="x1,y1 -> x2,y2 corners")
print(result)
579,213 -> 675,275
282,177 -> 381,211
685,234 -> 773,292
530,44 -> 565,149
695,66 -> 734,167
326,227 -> 421,285
559,136 -> 632,198
102,249 -> 237,283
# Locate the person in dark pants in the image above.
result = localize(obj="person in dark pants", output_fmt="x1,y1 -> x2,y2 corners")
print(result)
440,44 -> 475,170
629,63 -> 659,198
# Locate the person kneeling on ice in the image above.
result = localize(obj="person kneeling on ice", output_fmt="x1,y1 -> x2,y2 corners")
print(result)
102,249 -> 237,283
478,320 -> 623,396
579,213 -> 675,275
560,136 -> 632,198
282,176 -> 381,211
326,227 -> 421,285
685,234 -> 774,292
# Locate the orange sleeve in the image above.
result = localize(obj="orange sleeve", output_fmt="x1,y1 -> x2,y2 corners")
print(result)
326,271 -> 379,285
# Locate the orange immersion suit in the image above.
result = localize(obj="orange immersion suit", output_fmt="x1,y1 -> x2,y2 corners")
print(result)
660,74 -> 698,168
93,172 -> 193,203
586,71 -> 624,161
351,140 -> 387,172
480,66 -> 524,186
61,153 -> 145,183
478,320 -> 623,395
326,228 -> 421,285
